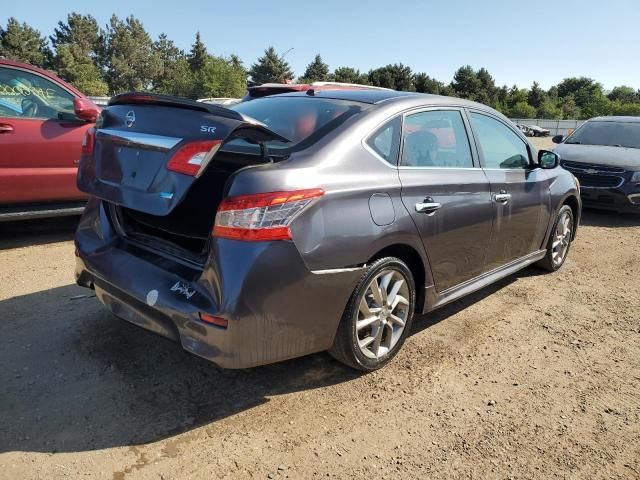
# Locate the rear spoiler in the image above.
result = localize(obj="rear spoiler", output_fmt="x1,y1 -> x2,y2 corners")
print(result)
108,92 -> 291,144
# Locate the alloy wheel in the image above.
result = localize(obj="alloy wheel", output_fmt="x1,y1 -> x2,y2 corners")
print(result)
356,268 -> 411,359
552,211 -> 572,266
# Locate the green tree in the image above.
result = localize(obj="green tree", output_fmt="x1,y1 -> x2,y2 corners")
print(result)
560,94 -> 581,119
50,13 -> 107,95
0,17 -> 52,67
607,86 -> 639,104
505,85 -> 529,109
476,67 -> 497,106
50,13 -> 102,61
536,100 -> 562,119
154,56 -> 194,97
528,81 -> 546,109
229,54 -> 243,69
556,77 -> 605,112
103,15 -> 161,93
248,46 -> 294,84
413,73 -> 445,94
330,66 -> 368,84
610,101 -> 640,116
299,54 -> 329,83
450,65 -> 481,100
509,101 -> 536,118
188,32 -> 207,72
581,94 -> 612,118
155,33 -> 182,67
53,44 -> 108,95
152,33 -> 184,92
194,55 -> 247,98
368,63 -> 414,91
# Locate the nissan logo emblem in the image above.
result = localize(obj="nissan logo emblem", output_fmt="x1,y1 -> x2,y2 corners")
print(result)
125,110 -> 136,128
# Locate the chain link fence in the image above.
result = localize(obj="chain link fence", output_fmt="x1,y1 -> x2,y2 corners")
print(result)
509,118 -> 585,136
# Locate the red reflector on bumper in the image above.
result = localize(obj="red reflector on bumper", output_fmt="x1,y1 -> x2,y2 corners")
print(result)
199,313 -> 228,328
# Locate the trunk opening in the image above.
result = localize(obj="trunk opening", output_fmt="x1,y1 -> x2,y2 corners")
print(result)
108,150 -> 263,262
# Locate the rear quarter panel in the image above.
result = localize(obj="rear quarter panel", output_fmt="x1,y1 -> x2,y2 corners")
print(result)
226,106 -> 432,279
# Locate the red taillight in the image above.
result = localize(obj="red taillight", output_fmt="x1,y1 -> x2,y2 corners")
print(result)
199,313 -> 228,328
167,140 -> 222,176
81,127 -> 96,155
213,188 -> 324,241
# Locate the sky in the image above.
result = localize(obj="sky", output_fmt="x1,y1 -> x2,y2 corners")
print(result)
3,0 -> 640,90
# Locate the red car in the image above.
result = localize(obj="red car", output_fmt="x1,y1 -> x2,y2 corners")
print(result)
0,59 -> 100,221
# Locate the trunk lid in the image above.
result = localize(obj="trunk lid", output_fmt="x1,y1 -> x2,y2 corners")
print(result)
77,93 -> 288,216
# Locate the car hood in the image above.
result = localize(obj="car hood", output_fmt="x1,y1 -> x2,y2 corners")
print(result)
554,144 -> 640,170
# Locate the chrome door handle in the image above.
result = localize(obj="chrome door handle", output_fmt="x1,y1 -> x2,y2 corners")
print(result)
415,202 -> 442,214
494,193 -> 511,203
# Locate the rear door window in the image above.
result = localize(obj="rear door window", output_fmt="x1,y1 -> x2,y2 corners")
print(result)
400,110 -> 473,168
469,112 -> 530,169
0,66 -> 76,121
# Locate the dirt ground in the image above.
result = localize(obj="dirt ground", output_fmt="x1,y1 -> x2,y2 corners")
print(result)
1,144 -> 639,479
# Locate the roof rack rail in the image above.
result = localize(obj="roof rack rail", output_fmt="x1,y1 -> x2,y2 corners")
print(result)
310,81 -> 394,91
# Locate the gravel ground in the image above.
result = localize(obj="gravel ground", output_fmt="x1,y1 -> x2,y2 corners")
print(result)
1,148 -> 639,479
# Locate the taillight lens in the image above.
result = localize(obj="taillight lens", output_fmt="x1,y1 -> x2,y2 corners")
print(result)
81,127 -> 96,155
167,140 -> 222,176
213,188 -> 324,241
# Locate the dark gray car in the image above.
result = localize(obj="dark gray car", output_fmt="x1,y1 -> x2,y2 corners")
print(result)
553,116 -> 640,212
74,90 -> 580,371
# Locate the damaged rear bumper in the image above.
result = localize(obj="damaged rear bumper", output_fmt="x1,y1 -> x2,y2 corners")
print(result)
75,200 -> 363,368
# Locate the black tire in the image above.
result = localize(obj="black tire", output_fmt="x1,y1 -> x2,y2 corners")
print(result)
329,257 -> 416,371
536,204 -> 574,272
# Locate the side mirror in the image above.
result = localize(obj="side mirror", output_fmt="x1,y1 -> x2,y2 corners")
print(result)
552,134 -> 564,144
539,150 -> 560,169
73,97 -> 100,123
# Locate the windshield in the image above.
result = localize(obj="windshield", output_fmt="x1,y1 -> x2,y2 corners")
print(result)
226,96 -> 365,153
565,121 -> 640,149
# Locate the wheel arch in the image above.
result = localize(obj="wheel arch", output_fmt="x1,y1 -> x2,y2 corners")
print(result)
367,243 -> 428,314
561,194 -> 580,239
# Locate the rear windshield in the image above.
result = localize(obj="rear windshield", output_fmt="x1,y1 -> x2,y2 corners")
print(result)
566,121 -> 640,149
225,96 -> 365,154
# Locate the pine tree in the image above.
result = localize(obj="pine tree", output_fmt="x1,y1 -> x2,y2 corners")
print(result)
103,15 -> 161,94
368,64 -> 414,91
528,81 -> 546,109
331,67 -> 368,84
248,47 -> 294,84
229,54 -> 243,69
152,33 -> 185,91
451,65 -> 481,100
414,73 -> 444,94
300,54 -> 329,82
0,18 -> 52,67
188,32 -> 207,72
50,13 -> 107,95
195,55 -> 247,99
476,67 -> 497,106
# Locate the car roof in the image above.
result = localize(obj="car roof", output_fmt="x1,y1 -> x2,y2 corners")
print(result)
0,58 -> 86,98
588,116 -> 640,123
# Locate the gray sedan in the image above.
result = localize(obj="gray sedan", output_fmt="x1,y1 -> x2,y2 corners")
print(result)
74,90 -> 580,371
